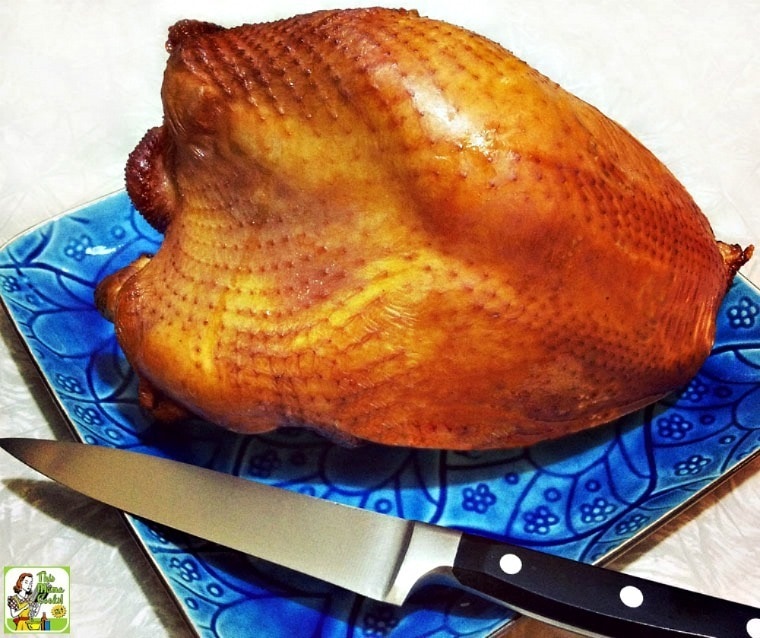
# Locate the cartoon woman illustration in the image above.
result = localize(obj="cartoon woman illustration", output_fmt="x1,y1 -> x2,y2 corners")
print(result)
6,573 -> 40,631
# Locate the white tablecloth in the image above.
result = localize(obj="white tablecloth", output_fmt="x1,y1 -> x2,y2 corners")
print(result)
1,2 -> 759,636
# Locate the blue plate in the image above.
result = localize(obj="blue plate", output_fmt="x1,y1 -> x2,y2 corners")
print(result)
2,191 -> 760,637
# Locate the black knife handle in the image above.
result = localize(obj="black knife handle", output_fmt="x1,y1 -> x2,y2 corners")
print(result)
451,533 -> 760,638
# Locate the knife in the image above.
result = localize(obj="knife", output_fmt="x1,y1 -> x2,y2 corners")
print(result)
2,437 -> 758,638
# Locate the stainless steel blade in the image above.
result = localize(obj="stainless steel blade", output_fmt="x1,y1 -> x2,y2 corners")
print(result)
0,437 -> 460,605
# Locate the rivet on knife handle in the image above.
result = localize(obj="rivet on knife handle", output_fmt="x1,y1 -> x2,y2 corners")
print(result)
451,533 -> 760,638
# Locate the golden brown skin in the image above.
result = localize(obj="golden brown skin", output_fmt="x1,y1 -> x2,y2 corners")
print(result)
96,8 -> 751,449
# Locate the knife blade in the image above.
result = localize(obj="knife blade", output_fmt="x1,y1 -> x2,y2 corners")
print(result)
2,437 -> 758,638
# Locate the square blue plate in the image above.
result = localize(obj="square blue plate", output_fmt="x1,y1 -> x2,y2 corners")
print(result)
2,191 -> 760,637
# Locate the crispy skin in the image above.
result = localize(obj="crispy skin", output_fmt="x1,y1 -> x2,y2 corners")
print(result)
96,8 -> 751,449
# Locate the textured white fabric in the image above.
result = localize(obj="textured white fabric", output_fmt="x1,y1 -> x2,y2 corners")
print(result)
1,2 -> 759,636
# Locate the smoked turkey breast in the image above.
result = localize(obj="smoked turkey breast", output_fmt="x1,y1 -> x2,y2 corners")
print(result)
95,8 -> 751,449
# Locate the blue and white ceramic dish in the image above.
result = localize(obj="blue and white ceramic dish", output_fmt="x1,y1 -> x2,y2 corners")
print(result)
2,191 -> 760,637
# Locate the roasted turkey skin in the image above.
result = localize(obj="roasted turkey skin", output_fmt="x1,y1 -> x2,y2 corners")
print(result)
95,8 -> 751,449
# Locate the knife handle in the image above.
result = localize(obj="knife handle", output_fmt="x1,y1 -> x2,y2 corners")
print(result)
451,533 -> 760,638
